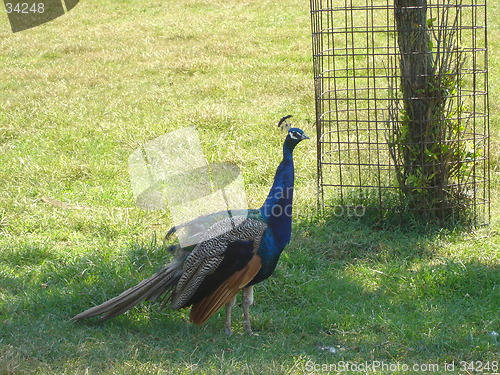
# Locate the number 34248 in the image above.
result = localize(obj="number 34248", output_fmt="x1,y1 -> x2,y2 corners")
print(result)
5,3 -> 45,14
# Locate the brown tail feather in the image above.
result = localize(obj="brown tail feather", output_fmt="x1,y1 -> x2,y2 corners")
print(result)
71,266 -> 182,321
190,255 -> 262,325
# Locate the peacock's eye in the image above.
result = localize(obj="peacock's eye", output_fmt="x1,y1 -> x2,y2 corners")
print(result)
289,131 -> 300,140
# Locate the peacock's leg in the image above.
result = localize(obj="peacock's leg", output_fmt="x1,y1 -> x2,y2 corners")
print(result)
242,285 -> 254,334
225,296 -> 236,336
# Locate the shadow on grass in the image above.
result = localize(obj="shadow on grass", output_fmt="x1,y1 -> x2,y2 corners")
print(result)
283,214 -> 499,361
0,216 -> 498,373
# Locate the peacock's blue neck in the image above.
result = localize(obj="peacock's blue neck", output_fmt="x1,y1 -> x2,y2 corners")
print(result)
259,140 -> 295,251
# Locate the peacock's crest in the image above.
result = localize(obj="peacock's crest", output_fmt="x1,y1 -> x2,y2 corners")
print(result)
277,115 -> 293,132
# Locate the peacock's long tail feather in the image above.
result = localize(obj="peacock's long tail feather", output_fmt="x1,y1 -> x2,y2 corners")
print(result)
71,265 -> 183,321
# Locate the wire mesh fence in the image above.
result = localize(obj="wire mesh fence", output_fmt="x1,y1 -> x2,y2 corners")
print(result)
310,0 -> 489,225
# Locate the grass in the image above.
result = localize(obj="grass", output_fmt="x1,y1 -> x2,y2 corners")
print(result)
0,0 -> 499,374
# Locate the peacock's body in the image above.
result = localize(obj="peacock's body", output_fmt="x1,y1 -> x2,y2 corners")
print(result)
72,121 -> 308,334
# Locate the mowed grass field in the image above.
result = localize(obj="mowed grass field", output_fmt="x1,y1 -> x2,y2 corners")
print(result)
0,0 -> 499,374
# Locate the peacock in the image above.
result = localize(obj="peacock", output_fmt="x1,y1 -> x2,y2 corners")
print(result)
72,117 -> 309,335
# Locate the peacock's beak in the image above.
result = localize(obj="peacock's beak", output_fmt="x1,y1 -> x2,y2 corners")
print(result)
301,133 -> 310,140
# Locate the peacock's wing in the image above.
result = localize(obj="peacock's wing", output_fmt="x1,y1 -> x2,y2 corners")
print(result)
189,244 -> 262,325
169,215 -> 267,323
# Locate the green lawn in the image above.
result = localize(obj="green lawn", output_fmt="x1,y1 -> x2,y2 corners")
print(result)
0,0 -> 499,374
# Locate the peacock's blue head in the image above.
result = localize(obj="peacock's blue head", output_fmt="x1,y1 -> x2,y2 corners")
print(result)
285,127 -> 309,149
278,115 -> 309,148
